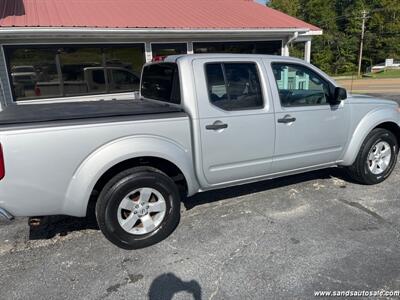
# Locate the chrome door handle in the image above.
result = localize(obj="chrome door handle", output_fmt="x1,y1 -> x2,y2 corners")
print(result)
277,115 -> 296,124
206,122 -> 228,130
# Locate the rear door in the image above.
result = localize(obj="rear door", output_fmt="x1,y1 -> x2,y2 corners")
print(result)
193,58 -> 275,185
267,60 -> 349,173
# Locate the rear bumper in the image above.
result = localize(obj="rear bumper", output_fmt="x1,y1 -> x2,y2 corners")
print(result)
0,208 -> 14,221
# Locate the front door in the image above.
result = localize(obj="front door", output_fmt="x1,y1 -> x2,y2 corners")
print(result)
193,59 -> 275,185
268,61 -> 349,173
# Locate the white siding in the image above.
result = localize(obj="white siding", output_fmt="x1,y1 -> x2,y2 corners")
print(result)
0,46 -> 11,107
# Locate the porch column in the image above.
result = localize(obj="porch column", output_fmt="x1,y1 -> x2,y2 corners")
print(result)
187,42 -> 194,54
304,40 -> 311,63
282,40 -> 289,56
145,42 -> 153,62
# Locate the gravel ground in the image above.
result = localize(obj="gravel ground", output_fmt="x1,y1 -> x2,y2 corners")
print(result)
0,94 -> 400,300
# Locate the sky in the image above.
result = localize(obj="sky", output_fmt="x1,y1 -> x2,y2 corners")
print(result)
255,0 -> 268,4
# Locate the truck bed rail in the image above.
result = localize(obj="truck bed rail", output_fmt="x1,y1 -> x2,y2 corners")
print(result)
0,99 -> 182,125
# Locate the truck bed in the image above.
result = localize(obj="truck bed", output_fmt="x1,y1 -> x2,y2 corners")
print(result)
0,99 -> 182,125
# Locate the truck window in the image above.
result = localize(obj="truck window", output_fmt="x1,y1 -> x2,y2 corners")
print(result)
205,62 -> 263,111
92,70 -> 106,84
141,63 -> 181,104
59,47 -> 104,96
109,69 -> 140,92
271,63 -> 332,107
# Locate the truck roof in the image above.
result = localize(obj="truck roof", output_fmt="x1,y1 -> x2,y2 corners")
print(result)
163,53 -> 306,64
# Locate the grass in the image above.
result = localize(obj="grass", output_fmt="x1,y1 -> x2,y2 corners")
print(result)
332,71 -> 358,77
333,69 -> 400,80
368,69 -> 400,79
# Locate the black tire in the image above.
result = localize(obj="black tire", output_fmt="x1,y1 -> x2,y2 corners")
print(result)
347,128 -> 398,185
96,166 -> 181,249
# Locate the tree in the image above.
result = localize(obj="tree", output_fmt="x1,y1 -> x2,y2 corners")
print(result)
268,0 -> 300,16
267,0 -> 400,75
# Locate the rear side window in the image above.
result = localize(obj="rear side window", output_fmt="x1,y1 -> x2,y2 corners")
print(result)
205,62 -> 263,111
141,63 -> 180,104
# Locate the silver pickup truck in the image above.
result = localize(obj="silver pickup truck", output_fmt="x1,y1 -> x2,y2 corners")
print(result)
0,54 -> 399,249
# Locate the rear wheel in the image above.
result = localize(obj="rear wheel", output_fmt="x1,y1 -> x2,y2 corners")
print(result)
96,167 -> 181,249
347,128 -> 398,185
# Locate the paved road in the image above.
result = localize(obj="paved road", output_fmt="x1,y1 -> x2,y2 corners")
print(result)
2,168 -> 400,299
337,78 -> 400,95
1,94 -> 400,300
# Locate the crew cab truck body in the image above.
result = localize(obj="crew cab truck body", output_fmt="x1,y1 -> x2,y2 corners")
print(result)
0,54 -> 399,249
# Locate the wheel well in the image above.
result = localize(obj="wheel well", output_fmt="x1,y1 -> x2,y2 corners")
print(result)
91,157 -> 188,203
375,122 -> 400,145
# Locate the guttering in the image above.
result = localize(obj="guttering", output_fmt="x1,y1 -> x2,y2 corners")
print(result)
285,31 -> 299,47
0,27 -> 312,37
282,31 -> 299,56
300,30 -> 323,36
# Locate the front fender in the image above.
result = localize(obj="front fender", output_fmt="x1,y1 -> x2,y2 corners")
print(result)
63,135 -> 198,217
341,107 -> 400,166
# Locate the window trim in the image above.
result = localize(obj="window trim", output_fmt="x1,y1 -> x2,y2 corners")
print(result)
271,62 -> 334,108
204,61 -> 265,112
3,43 -> 146,103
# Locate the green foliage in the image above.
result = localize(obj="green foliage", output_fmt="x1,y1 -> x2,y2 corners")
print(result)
370,69 -> 400,78
289,43 -> 305,60
268,0 -> 300,16
268,0 -> 400,75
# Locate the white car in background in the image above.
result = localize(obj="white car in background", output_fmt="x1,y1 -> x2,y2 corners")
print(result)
11,65 -> 38,83
371,61 -> 400,72
11,65 -> 38,97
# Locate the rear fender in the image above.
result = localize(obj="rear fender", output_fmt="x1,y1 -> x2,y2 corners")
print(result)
63,135 -> 198,217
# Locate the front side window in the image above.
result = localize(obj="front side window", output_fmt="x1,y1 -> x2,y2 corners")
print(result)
272,63 -> 332,107
4,44 -> 145,101
205,62 -> 263,111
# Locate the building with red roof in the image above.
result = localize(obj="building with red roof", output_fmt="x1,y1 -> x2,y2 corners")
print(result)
0,0 -> 321,104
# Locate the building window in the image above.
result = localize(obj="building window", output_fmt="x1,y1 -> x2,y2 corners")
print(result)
193,41 -> 282,55
7,47 -> 60,100
4,44 -> 145,102
59,47 -> 105,96
151,43 -> 188,58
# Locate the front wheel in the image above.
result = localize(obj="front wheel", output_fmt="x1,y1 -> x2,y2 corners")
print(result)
96,167 -> 181,249
347,128 -> 398,185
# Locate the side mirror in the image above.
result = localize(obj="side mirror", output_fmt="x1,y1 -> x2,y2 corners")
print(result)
330,87 -> 347,105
